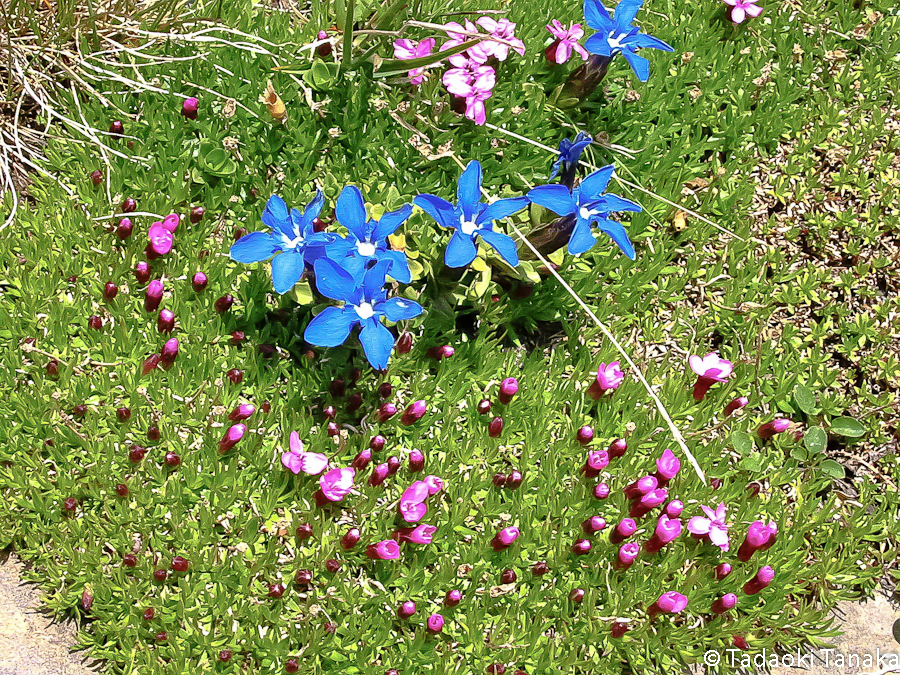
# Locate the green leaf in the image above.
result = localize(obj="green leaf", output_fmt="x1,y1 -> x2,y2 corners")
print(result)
738,452 -> 764,473
793,384 -> 818,415
289,279 -> 315,305
790,446 -> 809,461
830,416 -> 866,438
820,459 -> 846,479
804,426 -> 827,454
731,430 -> 754,456
199,143 -> 237,176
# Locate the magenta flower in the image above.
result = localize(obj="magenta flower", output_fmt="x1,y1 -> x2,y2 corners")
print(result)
545,20 -> 589,64
397,601 -> 416,619
723,0 -> 763,24
365,539 -> 401,560
490,526 -> 520,552
401,400 -> 428,426
424,475 -> 444,495
316,467 -> 355,505
593,482 -> 610,500
687,503 -> 730,552
441,20 -> 492,64
399,481 -> 430,523
281,431 -> 328,475
475,17 -> 526,61
228,404 -> 255,421
181,97 -> 199,120
392,38 -> 436,85
610,518 -> 637,544
630,488 -> 668,519
498,377 -> 519,404
369,463 -> 389,486
427,613 -> 445,633
394,524 -> 437,545
218,423 -> 246,454
587,361 -> 624,399
581,516 -> 606,535
648,591 -> 688,618
689,352 -> 733,401
724,396 -> 749,417
463,90 -> 492,126
758,418 -> 791,440
664,500 -> 684,518
711,592 -> 737,615
643,515 -> 682,554
623,475 -> 657,500
147,215 -> 177,258
583,450 -> 609,477
160,338 -> 179,365
654,449 -> 680,485
443,56 -> 495,96
737,520 -> 777,561
615,542 -> 640,570
145,279 -> 163,312
715,563 -> 733,581
743,565 -> 775,595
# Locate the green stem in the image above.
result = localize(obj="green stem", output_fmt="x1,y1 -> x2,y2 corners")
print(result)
342,0 -> 356,70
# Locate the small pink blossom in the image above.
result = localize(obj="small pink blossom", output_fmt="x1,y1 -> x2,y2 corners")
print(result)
393,38 -> 436,85
442,58 -> 495,97
545,20 -> 588,64
475,17 -> 526,62
723,0 -> 763,24
399,481 -> 430,523
366,539 -> 401,560
148,222 -> 174,257
424,475 -> 444,495
281,431 -> 328,475
317,467 -> 355,503
687,503 -> 730,552
394,524 -> 437,545
689,352 -> 733,400
441,21 -> 492,64
587,361 -> 624,398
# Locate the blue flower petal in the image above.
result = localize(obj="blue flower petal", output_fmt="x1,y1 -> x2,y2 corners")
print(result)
271,249 -> 306,294
624,33 -> 674,52
414,194 -> 457,230
478,196 -> 529,226
290,190 -> 325,238
230,231 -> 280,263
621,47 -> 650,82
338,251 -> 367,279
358,317 -> 394,371
444,231 -> 478,268
262,195 -> 293,239
372,204 -> 413,242
335,185 -> 369,240
457,161 -> 483,215
579,165 -> 616,200
571,136 -> 593,157
527,185 -> 578,216
381,297 -> 423,322
363,260 -> 392,299
381,249 -> 412,284
584,33 -> 613,57
322,235 -> 356,263
584,0 -> 613,30
479,229 -> 520,268
304,306 -> 355,347
614,0 -> 644,31
549,156 -> 564,180
597,193 -> 643,213
313,258 -> 358,303
568,218 -> 598,255
595,217 -> 637,259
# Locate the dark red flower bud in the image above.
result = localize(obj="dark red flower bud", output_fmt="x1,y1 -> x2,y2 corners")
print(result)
296,523 -> 313,540
285,659 -> 299,673
397,600 -> 416,619
324,559 -> 341,573
134,261 -> 150,284
396,332 -> 413,354
268,583 -> 286,598
746,481 -> 761,497
569,588 -> 585,603
445,589 -> 462,607
63,497 -> 78,512
492,473 -> 506,488
322,405 -> 336,421
260,401 -> 271,414
230,331 -> 245,345
226,368 -> 243,384
346,393 -> 363,413
214,294 -> 233,313
610,621 -> 629,638
109,120 -> 124,135
409,449 -> 425,472
500,569 -> 517,584
153,569 -> 167,582
219,650 -> 232,662
330,378 -> 346,397
147,425 -> 160,441
90,169 -> 103,186
121,197 -> 137,212
142,608 -> 154,621
157,309 -> 175,334
116,407 -> 131,422
88,315 -> 102,330
732,635 -> 749,650
116,218 -> 133,239
129,445 -> 147,462
154,631 -> 167,642
378,382 -> 393,398
294,569 -> 312,585
378,403 -> 397,423
123,554 -> 138,567
315,31 -> 332,57
142,354 -> 160,375
608,438 -> 628,459
352,449 -> 372,471
387,456 -> 401,476
103,282 -> 118,300
348,367 -> 361,385
191,272 -> 208,292
45,358 -> 60,377
505,470 -> 522,489
312,217 -> 327,232
181,97 -> 199,120
486,664 -> 506,674
340,528 -> 361,550
164,452 -> 181,468
710,478 -> 723,490
73,404 -> 87,418
476,399 -> 492,415
190,206 -> 205,223
488,416 -> 503,438
576,425 -> 594,445
115,483 -> 129,497
326,422 -> 339,437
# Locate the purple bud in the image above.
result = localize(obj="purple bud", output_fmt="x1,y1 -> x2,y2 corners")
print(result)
743,565 -> 775,595
491,526 -> 520,551
401,400 -> 427,425
644,515 -> 682,553
142,354 -> 160,375
109,120 -> 124,135
664,500 -> 684,518
190,206 -> 205,223
758,418 -> 791,440
610,518 -> 637,544
592,482 -> 610,500
615,542 -> 640,569
624,475 -> 658,500
340,528 -> 360,550
352,449 -> 372,471
214,294 -> 234,313
608,438 -> 628,459
157,309 -> 175,334
369,435 -> 386,452
583,450 -> 609,477
492,473 -> 506,488
116,218 -> 133,240
488,416 -> 503,438
326,421 -> 339,437
631,488 -> 668,517
724,396 -> 749,417
649,592 -> 688,617
397,332 -> 413,354
160,337 -> 179,363
46,360 -> 60,379
228,404 -> 255,421
582,516 -> 606,534
409,449 -> 425,472
192,272 -> 208,292
498,377 -> 519,404
218,423 -> 246,454
426,614 -> 444,633
711,593 -> 737,614
90,169 -> 103,186
715,563 -> 733,580
325,559 -> 341,573
387,456 -> 401,475
378,403 -> 397,423
121,196 -> 137,212
571,538 -> 592,555
103,282 -> 118,300
576,425 -> 594,445
181,96 -> 199,120
145,280 -> 163,312
654,449 -> 680,484
445,589 -> 462,607
477,399 -> 492,415
500,569 -> 517,584
134,261 -> 150,284
505,470 -> 522,489
378,382 -> 393,398
569,588 -> 585,603
397,601 -> 416,619
368,463 -> 389,486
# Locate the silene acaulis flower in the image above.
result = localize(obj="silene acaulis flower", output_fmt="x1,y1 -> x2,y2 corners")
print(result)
586,361 -> 624,398
365,539 -> 401,560
218,423 -> 246,454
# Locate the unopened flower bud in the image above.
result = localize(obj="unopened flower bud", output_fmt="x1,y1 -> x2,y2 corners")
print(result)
181,96 -> 199,120
758,418 -> 791,440
397,600 -> 416,619
352,449 -> 372,471
409,449 -> 425,472
397,332 -> 413,354
610,518 -> 637,544
378,402 -> 397,423
218,423 -> 246,454
743,565 -> 775,595
340,528 -> 361,550
582,516 -> 606,535
104,282 -> 118,300
191,272 -> 208,292
711,592 -> 737,615
445,589 -> 462,607
505,470 -> 522,489
477,399 -> 492,415
369,435 -> 386,452
571,538 -> 592,555
724,396 -> 749,417
369,463 -> 389,486
228,404 -> 255,421
593,482 -> 610,500
116,218 -> 133,239
576,425 -> 594,445
145,279 -> 163,312
157,309 -> 175,334
401,400 -> 427,425
608,437 -> 628,459
214,294 -> 233,313
498,377 -> 519,404
134,261 -> 150,284
488,416 -> 503,437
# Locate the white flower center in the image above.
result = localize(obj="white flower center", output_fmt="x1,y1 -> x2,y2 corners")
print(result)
459,214 -> 478,236
356,240 -> 377,257
579,206 -> 596,220
282,230 -> 304,249
607,32 -> 624,49
354,302 -> 375,320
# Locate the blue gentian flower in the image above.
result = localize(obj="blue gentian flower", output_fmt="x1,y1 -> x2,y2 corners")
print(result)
329,185 -> 413,283
304,258 -> 423,370
527,164 -> 642,259
414,160 -> 528,269
583,0 -> 674,82
230,193 -> 335,294
550,132 -> 593,181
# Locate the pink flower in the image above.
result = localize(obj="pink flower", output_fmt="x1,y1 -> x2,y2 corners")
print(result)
648,591 -> 688,618
366,539 -> 401,560
587,362 -> 624,398
281,431 -> 328,475
689,352 -> 733,401
392,38 -> 436,85
743,565 -> 775,595
615,542 -> 640,570
218,424 -> 246,454
758,418 -> 791,440
654,448 -> 680,485
475,17 -> 526,62
643,514 -> 682,554
316,467 -> 355,504
148,221 -> 174,257
427,613 -> 445,633
442,58 -> 495,97
464,90 -> 492,125
711,592 -> 737,615
394,524 -> 437,545
582,450 -> 609,477
424,475 -> 444,495
490,526 -> 520,551
441,21 -> 492,64
545,20 -> 588,64
687,503 -> 730,552
723,0 -> 763,24
399,481 -> 430,523
737,520 -> 777,561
